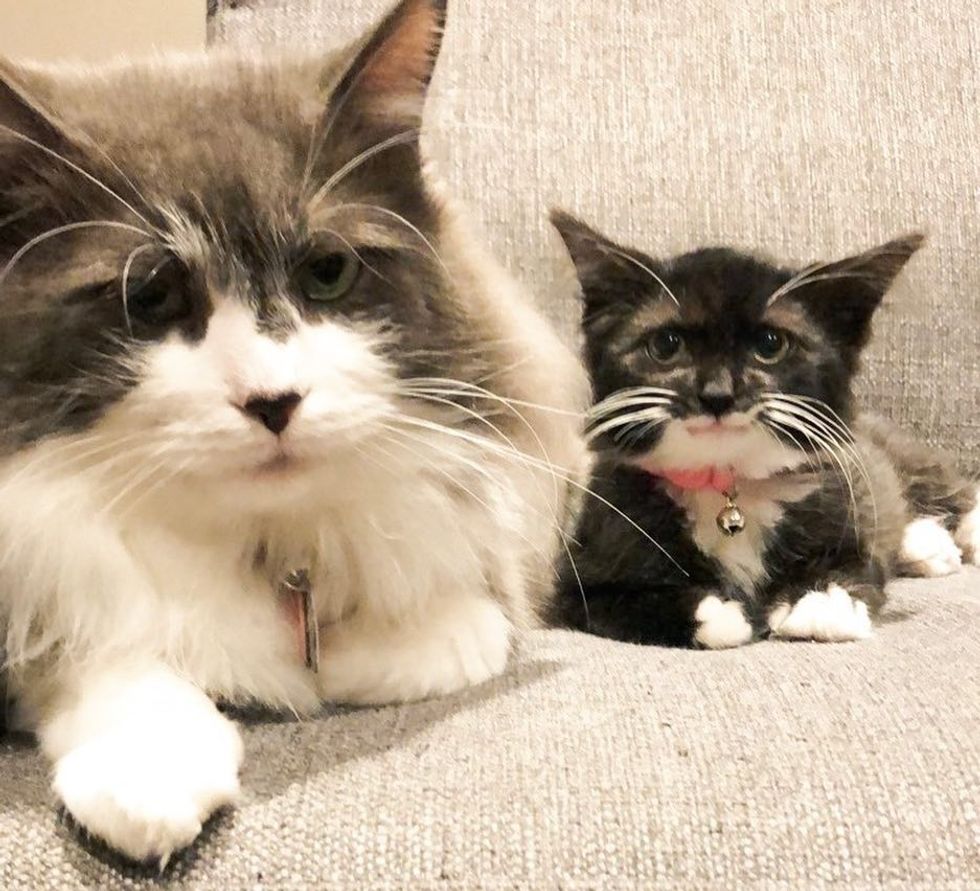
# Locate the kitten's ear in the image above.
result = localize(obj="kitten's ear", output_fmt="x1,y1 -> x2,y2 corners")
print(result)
797,233 -> 925,349
550,210 -> 617,284
0,61 -> 72,153
327,0 -> 446,140
551,209 -> 656,317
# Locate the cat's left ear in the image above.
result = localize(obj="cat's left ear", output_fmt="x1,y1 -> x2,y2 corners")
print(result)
795,233 -> 925,349
550,210 -> 659,319
322,0 -> 445,152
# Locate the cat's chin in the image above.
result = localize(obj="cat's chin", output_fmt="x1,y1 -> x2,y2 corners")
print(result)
637,418 -> 806,480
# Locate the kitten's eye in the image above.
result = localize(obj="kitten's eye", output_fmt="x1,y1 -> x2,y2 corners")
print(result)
126,262 -> 189,327
646,328 -> 686,365
753,327 -> 790,365
300,251 -> 361,303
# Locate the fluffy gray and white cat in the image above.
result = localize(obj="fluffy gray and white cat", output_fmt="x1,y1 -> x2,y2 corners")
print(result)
0,0 -> 588,863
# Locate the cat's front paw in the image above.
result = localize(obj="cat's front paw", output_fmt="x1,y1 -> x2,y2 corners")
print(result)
318,596 -> 511,705
900,517 -> 963,577
769,583 -> 872,642
693,595 -> 753,649
53,712 -> 242,865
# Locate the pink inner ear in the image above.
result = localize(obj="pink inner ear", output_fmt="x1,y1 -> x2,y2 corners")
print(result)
360,1 -> 441,96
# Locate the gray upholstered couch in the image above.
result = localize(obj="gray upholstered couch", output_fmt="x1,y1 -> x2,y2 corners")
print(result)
2,1 -> 978,887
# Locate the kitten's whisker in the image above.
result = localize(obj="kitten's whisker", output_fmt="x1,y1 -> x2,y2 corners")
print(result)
764,411 -> 863,543
0,220 -> 151,295
593,386 -> 679,402
587,398 -> 674,423
762,395 -> 878,543
616,417 -> 668,448
766,256 -> 894,307
754,418 -> 820,473
588,408 -> 669,441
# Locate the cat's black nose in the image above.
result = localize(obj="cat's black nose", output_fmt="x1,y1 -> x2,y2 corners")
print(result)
699,391 -> 736,417
698,373 -> 736,418
241,392 -> 303,434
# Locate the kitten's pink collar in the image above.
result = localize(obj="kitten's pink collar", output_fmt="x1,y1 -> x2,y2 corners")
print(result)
642,465 -> 736,493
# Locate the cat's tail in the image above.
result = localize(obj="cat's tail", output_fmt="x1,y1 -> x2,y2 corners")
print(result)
857,414 -> 979,574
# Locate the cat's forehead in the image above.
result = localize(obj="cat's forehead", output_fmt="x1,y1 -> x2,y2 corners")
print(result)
622,250 -> 791,331
34,53 -> 343,206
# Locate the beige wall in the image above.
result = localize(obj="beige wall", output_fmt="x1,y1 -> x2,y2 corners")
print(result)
0,0 -> 205,63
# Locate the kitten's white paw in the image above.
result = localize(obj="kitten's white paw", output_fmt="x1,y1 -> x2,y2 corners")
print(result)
900,517 -> 962,576
694,595 -> 753,649
53,711 -> 242,864
318,596 -> 511,705
769,583 -> 872,642
955,488 -> 980,564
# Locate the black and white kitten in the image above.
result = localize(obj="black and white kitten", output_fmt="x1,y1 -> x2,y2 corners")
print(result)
550,212 -> 979,649
0,0 -> 588,863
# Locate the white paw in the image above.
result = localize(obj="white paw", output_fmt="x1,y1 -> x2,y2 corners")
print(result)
955,488 -> 980,564
318,596 -> 511,705
53,712 -> 242,864
769,583 -> 872,642
900,517 -> 962,576
694,595 -> 753,649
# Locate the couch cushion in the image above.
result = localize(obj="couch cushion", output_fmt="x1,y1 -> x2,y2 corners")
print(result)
210,0 -> 980,470
2,570 -> 978,888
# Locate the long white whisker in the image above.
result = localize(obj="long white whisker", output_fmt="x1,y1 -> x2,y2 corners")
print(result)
588,407 -> 670,441
765,411 -> 863,544
325,202 -> 451,278
120,242 -> 154,335
0,124 -> 158,232
311,129 -> 420,204
0,220 -> 151,294
762,395 -> 878,542
391,414 -> 686,575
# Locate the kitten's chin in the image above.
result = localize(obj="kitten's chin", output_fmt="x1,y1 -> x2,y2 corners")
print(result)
638,418 -> 806,480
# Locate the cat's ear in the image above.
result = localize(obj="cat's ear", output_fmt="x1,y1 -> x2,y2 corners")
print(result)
325,0 -> 445,144
0,61 -> 72,154
551,209 -> 657,317
795,233 -> 925,349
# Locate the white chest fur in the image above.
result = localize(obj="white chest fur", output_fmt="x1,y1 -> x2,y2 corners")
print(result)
672,476 -> 819,593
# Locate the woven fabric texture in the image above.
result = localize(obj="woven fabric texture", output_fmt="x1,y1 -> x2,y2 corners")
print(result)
211,0 -> 980,469
2,572 -> 979,888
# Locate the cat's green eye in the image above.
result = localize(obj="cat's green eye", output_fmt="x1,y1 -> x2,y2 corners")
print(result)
646,328 -> 686,365
753,327 -> 790,365
300,251 -> 361,303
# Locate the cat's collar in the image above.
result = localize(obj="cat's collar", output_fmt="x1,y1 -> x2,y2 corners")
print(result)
646,466 -> 735,493
640,464 -> 744,536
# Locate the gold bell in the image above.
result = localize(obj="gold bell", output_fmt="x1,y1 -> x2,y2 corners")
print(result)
716,490 -> 746,536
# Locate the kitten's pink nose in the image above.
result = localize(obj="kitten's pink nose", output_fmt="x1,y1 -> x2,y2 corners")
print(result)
240,391 -> 302,435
